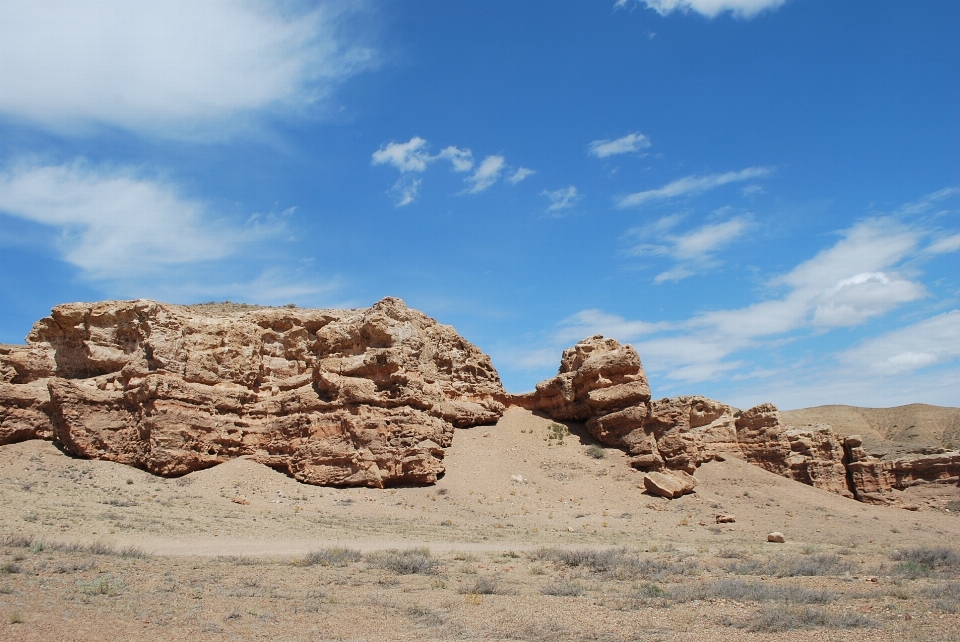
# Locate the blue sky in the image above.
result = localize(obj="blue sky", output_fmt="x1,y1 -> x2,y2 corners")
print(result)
0,0 -> 958,409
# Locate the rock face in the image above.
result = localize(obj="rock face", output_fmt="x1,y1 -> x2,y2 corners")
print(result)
0,298 -> 505,487
844,435 -> 960,504
643,470 -> 697,499
520,335 -> 960,503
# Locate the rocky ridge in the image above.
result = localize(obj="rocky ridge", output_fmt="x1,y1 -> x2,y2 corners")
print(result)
0,298 -> 504,487
1,300 -> 958,504
522,335 -> 960,505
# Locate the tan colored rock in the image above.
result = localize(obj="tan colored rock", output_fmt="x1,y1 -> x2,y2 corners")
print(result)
715,514 -> 736,524
643,470 -> 697,499
767,532 -> 786,543
784,425 -> 853,498
528,336 -> 650,421
0,297 -> 506,487
844,434 -> 960,504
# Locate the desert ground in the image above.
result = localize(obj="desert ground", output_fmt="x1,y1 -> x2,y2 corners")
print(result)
2,406 -> 959,641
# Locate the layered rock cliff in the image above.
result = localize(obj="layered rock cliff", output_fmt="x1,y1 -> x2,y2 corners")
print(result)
0,298 -> 505,487
523,335 -> 959,504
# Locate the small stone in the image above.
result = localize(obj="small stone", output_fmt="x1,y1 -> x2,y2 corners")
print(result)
231,496 -> 250,505
715,514 -> 736,524
767,532 -> 786,543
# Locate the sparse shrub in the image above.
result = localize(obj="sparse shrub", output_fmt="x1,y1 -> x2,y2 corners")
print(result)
299,547 -> 361,567
371,548 -> 438,575
547,423 -> 569,445
541,579 -> 584,597
460,576 -> 499,595
1,563 -> 22,574
0,533 -> 34,548
81,575 -> 122,596
585,444 -> 606,459
728,553 -> 852,577
892,547 -> 960,572
9,612 -> 24,624
741,605 -> 872,632
681,579 -> 833,604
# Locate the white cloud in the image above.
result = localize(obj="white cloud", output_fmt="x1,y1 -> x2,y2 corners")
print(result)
507,167 -> 536,184
556,309 -> 668,345
466,155 -> 506,193
617,167 -> 773,208
588,132 -> 651,158
630,215 -> 750,282
542,186 -> 579,212
0,161 -> 252,278
390,177 -> 421,207
437,146 -> 474,172
372,137 -> 432,173
928,233 -> 960,254
811,272 -> 925,327
566,218 -> 927,384
618,0 -> 787,19
0,0 -> 374,139
839,311 -> 960,375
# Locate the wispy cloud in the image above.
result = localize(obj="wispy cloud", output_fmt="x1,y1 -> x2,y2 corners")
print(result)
542,186 -> 579,212
588,132 -> 651,158
616,0 -> 788,19
390,177 -> 422,207
0,0 -> 375,139
617,167 -> 773,208
466,155 -> 506,193
629,215 -> 751,282
519,217 -> 929,389
0,160 -> 341,305
507,167 -> 536,184
838,311 -> 960,376
0,161 -> 248,278
438,146 -> 474,172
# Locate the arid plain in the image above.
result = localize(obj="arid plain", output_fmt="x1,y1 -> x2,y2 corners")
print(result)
3,404 -> 960,641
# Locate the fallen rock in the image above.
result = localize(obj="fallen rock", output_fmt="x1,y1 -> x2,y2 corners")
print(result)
231,496 -> 250,505
767,532 -> 786,543
0,298 -> 506,487
715,514 -> 736,524
643,470 -> 698,499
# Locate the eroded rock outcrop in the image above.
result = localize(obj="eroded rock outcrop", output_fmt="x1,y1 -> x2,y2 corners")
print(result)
844,435 -> 960,504
0,298 -> 505,487
517,335 -> 952,502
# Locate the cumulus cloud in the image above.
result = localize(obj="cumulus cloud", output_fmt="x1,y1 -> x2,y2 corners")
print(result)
466,155 -> 506,193
507,167 -> 536,184
542,186 -> 579,212
0,161 -> 250,278
588,132 -> 651,158
617,167 -> 773,208
0,0 -> 375,139
373,138 -> 527,202
372,137 -> 432,173
616,0 -> 787,19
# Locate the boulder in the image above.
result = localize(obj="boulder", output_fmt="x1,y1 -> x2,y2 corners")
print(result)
767,532 -> 786,543
0,298 -> 506,487
643,470 -> 697,499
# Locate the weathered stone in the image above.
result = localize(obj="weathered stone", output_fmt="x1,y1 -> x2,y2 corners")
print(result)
767,532 -> 786,543
0,297 -> 506,487
643,470 -> 697,499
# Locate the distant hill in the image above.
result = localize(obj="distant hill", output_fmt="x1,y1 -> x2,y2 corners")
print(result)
782,403 -> 960,456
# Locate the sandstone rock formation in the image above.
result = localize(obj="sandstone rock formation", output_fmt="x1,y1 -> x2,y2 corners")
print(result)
0,298 -> 505,487
844,435 -> 960,504
522,335 -> 957,503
